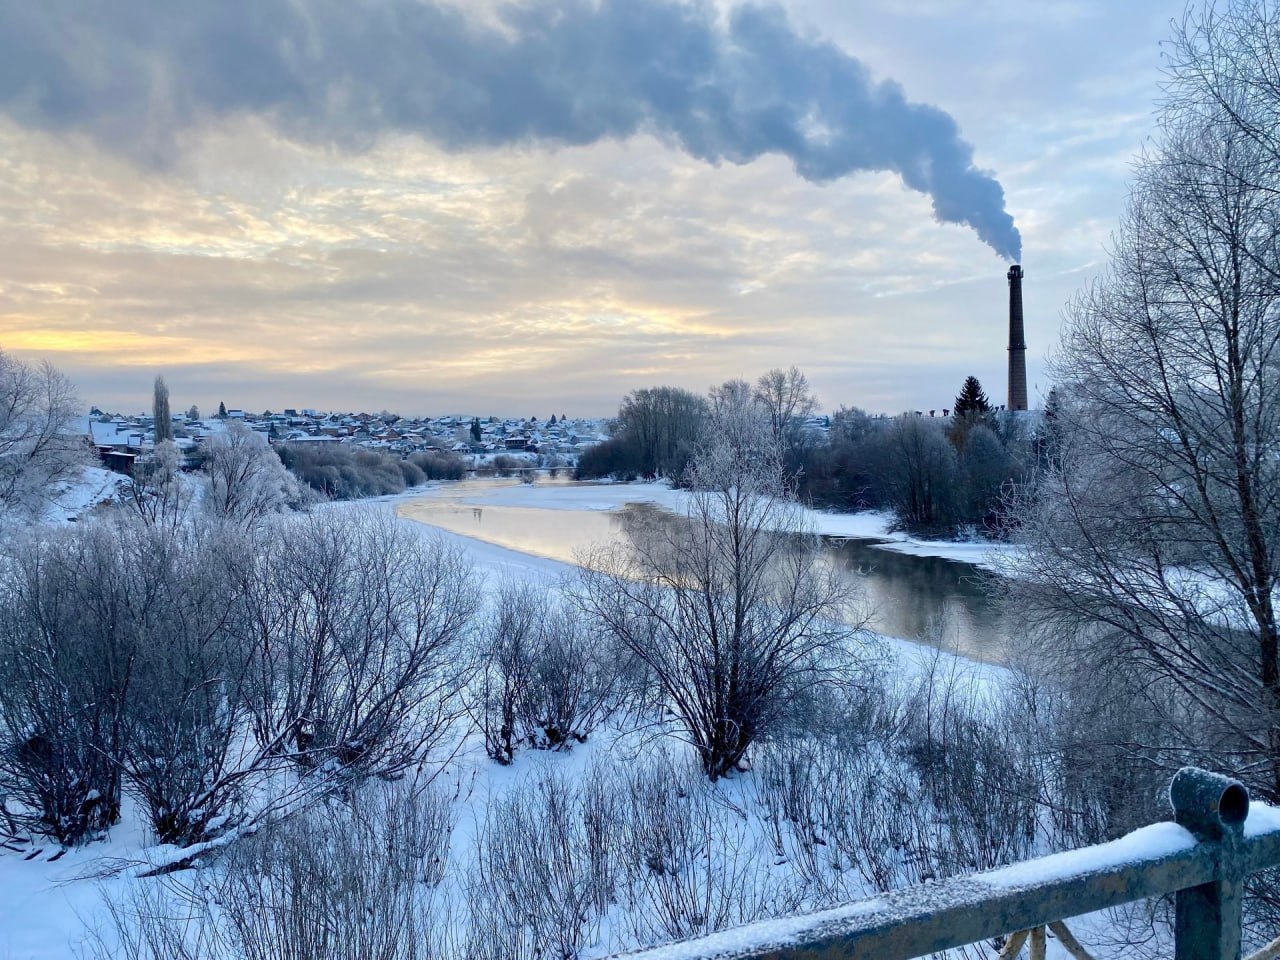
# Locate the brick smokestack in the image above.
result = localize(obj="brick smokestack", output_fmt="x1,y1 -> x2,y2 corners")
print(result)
1007,264 -> 1027,412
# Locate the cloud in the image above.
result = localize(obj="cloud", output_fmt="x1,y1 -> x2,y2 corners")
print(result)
0,0 -> 1020,259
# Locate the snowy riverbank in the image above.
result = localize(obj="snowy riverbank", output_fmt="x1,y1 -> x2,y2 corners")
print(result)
394,477 -> 1020,573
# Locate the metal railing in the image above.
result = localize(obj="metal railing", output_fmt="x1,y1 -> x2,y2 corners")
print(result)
608,767 -> 1280,960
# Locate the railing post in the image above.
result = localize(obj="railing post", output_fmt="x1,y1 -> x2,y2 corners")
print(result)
1171,767 -> 1249,960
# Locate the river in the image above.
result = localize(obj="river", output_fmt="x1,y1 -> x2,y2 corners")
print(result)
397,477 -> 1010,662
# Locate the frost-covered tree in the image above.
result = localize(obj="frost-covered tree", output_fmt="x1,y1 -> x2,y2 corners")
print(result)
0,350 -> 85,517
578,398 -> 863,779
201,420 -> 302,526
1015,0 -> 1280,814
123,440 -> 190,529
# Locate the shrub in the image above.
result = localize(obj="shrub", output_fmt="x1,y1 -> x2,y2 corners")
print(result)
277,444 -> 466,499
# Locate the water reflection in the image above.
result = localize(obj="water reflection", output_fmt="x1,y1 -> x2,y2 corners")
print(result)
397,479 -> 1009,662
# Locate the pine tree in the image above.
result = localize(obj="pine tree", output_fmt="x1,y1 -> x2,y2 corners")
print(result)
217,401 -> 227,419
470,417 -> 482,443
952,376 -> 991,421
549,414 -> 557,426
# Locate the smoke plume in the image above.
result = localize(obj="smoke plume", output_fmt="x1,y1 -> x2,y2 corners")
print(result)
0,0 -> 1021,259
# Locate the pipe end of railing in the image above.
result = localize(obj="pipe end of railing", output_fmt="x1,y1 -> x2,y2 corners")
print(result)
1170,766 -> 1248,842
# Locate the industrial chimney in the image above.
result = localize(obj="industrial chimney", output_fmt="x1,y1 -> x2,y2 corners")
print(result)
1007,264 -> 1028,412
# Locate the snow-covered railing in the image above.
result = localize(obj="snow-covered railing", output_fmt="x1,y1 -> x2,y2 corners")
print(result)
609,767 -> 1280,960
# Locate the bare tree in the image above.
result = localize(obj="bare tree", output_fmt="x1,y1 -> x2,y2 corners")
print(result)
874,414 -> 958,535
123,440 -> 190,530
117,521 -> 265,846
614,385 -> 708,479
0,350 -> 85,517
201,420 -> 302,525
754,366 -> 818,453
578,406 -> 864,779
152,376 -> 172,443
1013,0 -> 1280,817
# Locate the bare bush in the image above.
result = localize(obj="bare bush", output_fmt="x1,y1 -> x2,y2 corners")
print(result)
120,523 -> 258,846
277,443 -> 467,500
0,517 -> 275,847
467,765 -> 617,959
472,581 -> 627,763
520,597 -> 626,750
578,414 -> 864,779
619,754 -> 801,945
896,655 -> 1040,877
0,523 -> 139,843
470,579 -> 543,765
92,779 -> 455,960
751,656 -> 1047,917
240,509 -> 477,779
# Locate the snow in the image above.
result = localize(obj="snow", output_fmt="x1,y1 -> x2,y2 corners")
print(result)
1245,801 -> 1280,839
981,821 -> 1196,890
39,465 -> 126,524
608,897 -> 887,960
0,796 -> 154,959
0,475 -> 1266,960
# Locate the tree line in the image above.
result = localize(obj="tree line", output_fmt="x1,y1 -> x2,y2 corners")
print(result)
578,368 -> 1037,538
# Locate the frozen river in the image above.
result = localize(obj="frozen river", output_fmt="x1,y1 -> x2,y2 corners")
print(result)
398,477 -> 1011,662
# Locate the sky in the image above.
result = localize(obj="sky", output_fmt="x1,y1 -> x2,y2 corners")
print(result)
0,0 -> 1185,418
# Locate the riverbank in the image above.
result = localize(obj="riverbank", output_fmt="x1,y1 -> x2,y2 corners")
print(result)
396,476 -> 1020,573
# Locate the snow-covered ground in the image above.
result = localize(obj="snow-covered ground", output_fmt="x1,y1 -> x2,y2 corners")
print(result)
0,472 -> 1229,960
38,466 -> 127,524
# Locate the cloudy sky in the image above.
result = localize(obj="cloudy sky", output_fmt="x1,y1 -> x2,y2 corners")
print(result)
0,0 -> 1182,418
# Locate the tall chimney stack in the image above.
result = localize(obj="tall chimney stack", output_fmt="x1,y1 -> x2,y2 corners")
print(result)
1007,264 -> 1027,412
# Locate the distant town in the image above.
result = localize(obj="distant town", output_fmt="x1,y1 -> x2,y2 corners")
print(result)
84,406 -> 616,474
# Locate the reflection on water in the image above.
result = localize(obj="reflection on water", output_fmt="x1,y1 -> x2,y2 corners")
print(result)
824,540 -> 1007,662
397,478 -> 1010,662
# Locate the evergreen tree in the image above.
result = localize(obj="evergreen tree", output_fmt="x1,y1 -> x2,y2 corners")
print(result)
952,376 -> 991,421
217,401 -> 227,419
549,414 -> 557,426
470,417 -> 482,443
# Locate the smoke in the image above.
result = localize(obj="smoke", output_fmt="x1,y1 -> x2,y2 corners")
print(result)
0,0 -> 1021,259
